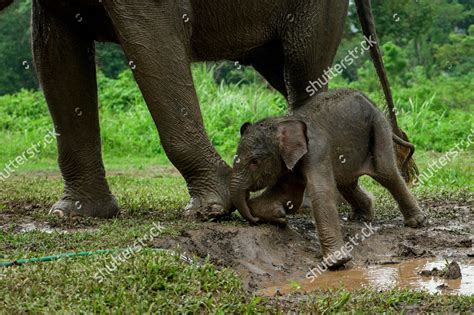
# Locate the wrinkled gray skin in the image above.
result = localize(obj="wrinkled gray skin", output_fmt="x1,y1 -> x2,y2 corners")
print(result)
231,89 -> 425,267
0,0 -> 396,219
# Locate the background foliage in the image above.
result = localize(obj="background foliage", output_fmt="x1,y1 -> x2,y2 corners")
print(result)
1,0 -> 472,94
0,0 -> 472,161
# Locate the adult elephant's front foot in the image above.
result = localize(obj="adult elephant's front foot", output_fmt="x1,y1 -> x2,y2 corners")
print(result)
183,165 -> 234,221
49,195 -> 119,219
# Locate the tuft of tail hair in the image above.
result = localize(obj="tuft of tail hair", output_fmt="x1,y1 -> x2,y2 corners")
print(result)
392,130 -> 419,184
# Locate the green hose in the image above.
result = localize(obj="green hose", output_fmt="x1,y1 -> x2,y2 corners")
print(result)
0,248 -> 165,268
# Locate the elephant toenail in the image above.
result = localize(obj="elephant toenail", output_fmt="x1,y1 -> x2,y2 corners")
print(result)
50,209 -> 65,217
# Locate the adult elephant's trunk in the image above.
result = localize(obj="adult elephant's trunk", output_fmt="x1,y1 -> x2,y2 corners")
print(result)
0,0 -> 14,11
355,0 -> 418,183
230,179 -> 259,224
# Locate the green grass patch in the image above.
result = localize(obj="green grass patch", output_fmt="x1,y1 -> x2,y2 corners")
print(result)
0,65 -> 472,165
0,62 -> 472,313
294,288 -> 474,313
1,250 -> 261,313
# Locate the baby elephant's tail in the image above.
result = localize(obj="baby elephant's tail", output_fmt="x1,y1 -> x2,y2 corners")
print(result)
392,133 -> 419,183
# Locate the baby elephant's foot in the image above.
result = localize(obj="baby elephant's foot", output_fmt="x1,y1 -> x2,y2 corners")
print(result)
404,213 -> 425,228
349,207 -> 374,222
322,250 -> 352,268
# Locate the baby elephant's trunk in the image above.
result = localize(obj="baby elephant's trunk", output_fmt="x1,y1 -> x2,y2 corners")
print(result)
230,179 -> 260,224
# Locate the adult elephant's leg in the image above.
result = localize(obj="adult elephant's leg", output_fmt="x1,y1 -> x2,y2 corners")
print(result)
32,2 -> 118,218
282,1 -> 349,108
103,0 -> 232,217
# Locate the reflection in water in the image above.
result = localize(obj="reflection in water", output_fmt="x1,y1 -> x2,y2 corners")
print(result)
259,258 -> 474,296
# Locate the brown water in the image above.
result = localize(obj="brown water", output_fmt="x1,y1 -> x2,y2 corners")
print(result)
258,258 -> 474,296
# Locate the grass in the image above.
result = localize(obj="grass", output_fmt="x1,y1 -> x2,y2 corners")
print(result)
0,152 -> 473,313
2,251 -> 260,313
294,288 -> 474,313
0,65 -> 472,163
0,66 -> 473,313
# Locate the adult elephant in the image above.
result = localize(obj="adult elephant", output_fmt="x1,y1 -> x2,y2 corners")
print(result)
0,0 -> 404,219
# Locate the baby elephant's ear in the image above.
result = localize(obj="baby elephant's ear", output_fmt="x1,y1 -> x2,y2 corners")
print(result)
277,120 -> 308,170
240,122 -> 252,136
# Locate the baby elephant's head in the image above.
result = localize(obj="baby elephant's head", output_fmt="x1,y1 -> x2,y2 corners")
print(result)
230,118 -> 308,223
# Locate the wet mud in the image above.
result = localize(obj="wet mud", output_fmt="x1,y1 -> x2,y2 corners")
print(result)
154,200 -> 473,296
258,258 -> 474,296
2,198 -> 472,297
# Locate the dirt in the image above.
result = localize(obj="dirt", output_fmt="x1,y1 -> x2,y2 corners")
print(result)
0,201 -> 101,232
153,199 -> 474,295
421,261 -> 463,279
2,197 -> 473,298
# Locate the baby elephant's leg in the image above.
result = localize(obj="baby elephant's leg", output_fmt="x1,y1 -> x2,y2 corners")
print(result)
248,173 -> 305,226
300,190 -> 313,213
305,162 -> 352,267
247,195 -> 287,226
301,189 -> 348,214
371,119 -> 425,227
374,173 -> 425,227
338,181 -> 374,222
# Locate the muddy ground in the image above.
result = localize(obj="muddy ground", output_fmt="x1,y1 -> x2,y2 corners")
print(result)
154,199 -> 473,295
2,196 -> 473,304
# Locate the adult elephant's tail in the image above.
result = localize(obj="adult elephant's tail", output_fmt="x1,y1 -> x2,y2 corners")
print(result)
0,0 -> 13,11
354,0 -> 418,183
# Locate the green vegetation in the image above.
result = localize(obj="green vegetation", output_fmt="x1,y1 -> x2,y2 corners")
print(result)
0,0 -> 472,161
1,0 -> 473,95
298,288 -> 474,313
0,0 -> 473,313
0,40 -> 472,315
0,64 -> 472,165
2,250 -> 259,313
0,160 -> 472,312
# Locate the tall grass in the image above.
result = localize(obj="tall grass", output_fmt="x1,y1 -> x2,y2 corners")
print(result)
0,64 -> 471,164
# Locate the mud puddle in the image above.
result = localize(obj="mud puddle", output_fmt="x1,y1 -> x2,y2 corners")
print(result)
154,200 -> 473,295
259,258 -> 474,296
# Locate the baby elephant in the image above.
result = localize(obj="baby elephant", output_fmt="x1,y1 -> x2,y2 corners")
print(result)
230,89 -> 425,267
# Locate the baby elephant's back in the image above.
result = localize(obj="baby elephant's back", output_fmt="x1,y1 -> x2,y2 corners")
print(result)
296,89 -> 386,167
297,89 -> 383,132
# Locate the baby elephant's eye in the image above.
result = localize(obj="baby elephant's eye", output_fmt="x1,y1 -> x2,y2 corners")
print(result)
250,159 -> 259,167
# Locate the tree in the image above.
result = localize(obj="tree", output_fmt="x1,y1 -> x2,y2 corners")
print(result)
435,24 -> 474,75
0,0 -> 38,95
95,43 -> 128,79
